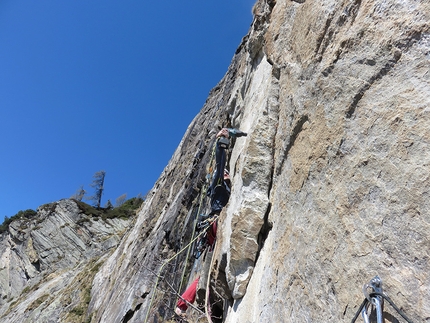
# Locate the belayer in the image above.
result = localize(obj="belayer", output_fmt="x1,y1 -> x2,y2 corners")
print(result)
175,276 -> 199,318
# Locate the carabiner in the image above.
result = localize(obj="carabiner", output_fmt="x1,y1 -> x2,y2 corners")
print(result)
361,303 -> 371,323
372,296 -> 383,323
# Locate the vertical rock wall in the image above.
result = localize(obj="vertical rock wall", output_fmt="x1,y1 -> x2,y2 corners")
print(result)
211,0 -> 430,322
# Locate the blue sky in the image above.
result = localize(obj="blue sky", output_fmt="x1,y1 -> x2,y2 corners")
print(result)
0,1 -> 255,222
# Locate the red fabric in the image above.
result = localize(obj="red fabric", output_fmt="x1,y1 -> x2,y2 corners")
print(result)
177,277 -> 199,311
207,221 -> 217,247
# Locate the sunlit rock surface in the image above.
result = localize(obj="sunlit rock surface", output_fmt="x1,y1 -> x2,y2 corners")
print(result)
1,1 -> 430,322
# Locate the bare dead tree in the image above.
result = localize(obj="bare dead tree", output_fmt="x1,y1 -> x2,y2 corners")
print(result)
87,170 -> 106,209
71,185 -> 86,201
115,193 -> 127,207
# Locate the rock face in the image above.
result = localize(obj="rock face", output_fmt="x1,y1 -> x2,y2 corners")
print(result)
214,1 -> 430,322
2,0 -> 430,322
0,199 -> 131,322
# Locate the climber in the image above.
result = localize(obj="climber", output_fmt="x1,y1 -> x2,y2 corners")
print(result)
207,128 -> 231,215
209,167 -> 231,216
195,128 -> 246,256
175,276 -> 200,318
207,127 -> 247,216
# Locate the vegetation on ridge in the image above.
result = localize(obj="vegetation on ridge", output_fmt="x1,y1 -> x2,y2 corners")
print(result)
0,197 -> 144,234
73,197 -> 144,221
0,209 -> 37,234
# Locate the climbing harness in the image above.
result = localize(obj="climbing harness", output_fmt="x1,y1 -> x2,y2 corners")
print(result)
193,215 -> 218,259
217,136 -> 230,149
351,276 -> 416,323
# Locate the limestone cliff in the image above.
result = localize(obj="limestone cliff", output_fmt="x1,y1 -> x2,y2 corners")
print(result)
215,1 -> 430,321
1,0 -> 430,322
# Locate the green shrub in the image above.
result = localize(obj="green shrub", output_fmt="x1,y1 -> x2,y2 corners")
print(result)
0,209 -> 37,234
102,197 -> 144,220
0,197 -> 143,234
74,197 -> 142,221
73,200 -> 102,217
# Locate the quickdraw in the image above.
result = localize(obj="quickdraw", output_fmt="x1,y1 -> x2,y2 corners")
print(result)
361,276 -> 384,323
351,276 -> 416,323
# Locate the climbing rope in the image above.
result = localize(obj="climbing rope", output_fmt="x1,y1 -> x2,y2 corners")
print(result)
351,291 -> 415,323
177,139 -> 218,294
143,140 -> 218,323
204,243 -> 216,323
143,225 -> 212,323
177,185 -> 208,294
140,263 -> 205,316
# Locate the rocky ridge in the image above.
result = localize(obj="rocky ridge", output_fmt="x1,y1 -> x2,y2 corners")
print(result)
0,199 -> 133,322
